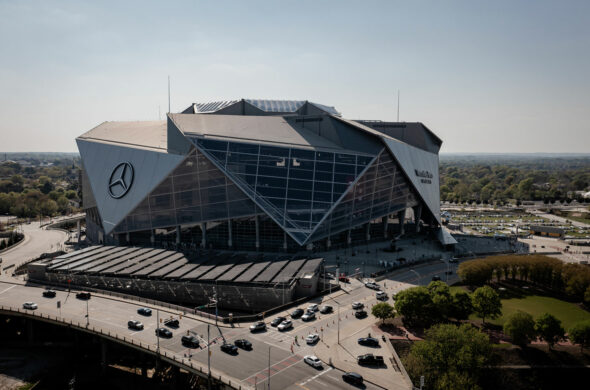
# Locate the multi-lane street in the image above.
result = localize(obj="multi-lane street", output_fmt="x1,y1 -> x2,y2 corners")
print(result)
0,257 -> 459,390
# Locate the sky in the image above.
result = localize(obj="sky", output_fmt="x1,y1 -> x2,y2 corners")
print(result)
0,0 -> 589,153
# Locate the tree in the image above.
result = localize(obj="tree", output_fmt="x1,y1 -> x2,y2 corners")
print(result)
568,320 -> 590,352
503,311 -> 536,347
403,324 -> 491,390
449,291 -> 474,321
427,281 -> 453,320
535,313 -> 565,349
472,286 -> 502,325
394,286 -> 434,327
371,302 -> 395,324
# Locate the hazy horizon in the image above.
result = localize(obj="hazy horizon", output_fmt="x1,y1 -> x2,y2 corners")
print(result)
1,0 -> 589,154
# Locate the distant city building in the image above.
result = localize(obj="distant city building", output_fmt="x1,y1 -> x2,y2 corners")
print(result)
78,99 -> 454,251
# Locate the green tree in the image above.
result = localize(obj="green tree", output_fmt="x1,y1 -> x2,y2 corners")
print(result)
427,281 -> 453,320
472,286 -> 502,325
394,286 -> 434,327
403,324 -> 491,390
450,291 -> 473,321
568,320 -> 590,352
503,311 -> 536,347
38,199 -> 58,216
371,302 -> 395,324
535,313 -> 565,349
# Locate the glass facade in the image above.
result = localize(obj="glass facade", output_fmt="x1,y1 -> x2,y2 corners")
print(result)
113,148 -> 257,234
308,149 -> 418,243
192,137 -> 374,244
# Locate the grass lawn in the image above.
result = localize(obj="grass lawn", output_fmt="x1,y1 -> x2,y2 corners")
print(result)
478,295 -> 590,330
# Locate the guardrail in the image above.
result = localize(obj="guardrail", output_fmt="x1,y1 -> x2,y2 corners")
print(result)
0,304 -> 248,390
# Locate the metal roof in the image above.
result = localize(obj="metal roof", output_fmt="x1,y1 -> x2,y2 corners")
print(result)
193,100 -> 240,113
245,99 -> 306,113
77,121 -> 168,151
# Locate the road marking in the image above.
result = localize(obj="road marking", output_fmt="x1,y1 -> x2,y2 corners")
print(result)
244,354 -> 302,385
0,285 -> 16,295
299,366 -> 333,386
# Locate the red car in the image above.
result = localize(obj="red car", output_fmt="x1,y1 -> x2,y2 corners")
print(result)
338,275 -> 350,283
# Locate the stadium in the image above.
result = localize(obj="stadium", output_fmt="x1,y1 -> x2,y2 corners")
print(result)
78,99 -> 454,252
27,99 -> 458,312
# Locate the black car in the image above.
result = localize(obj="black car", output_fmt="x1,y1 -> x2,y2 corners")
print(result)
42,290 -> 56,298
234,339 -> 252,350
128,320 -> 144,330
181,335 -> 200,348
358,337 -> 379,347
76,292 -> 91,300
155,327 -> 172,338
221,343 -> 238,354
357,354 -> 384,366
355,310 -> 368,319
137,307 -> 152,316
445,270 -> 453,275
164,318 -> 179,328
342,372 -> 364,386
319,305 -> 333,314
271,316 -> 286,327
431,275 -> 441,281
291,308 -> 304,318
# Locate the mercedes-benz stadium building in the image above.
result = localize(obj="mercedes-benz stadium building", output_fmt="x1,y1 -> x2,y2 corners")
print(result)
78,99 -> 455,253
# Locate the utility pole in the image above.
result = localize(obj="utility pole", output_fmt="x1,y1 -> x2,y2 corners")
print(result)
156,309 -> 160,355
207,323 -> 211,390
267,346 -> 271,390
85,299 -> 89,327
337,304 -> 340,344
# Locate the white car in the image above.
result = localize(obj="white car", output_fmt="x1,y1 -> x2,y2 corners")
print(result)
303,355 -> 322,368
376,291 -> 388,300
301,311 -> 316,321
306,333 -> 319,344
23,302 -> 38,310
307,304 -> 319,312
277,320 -> 293,331
352,302 -> 364,310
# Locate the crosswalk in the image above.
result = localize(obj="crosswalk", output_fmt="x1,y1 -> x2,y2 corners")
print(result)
265,329 -> 295,343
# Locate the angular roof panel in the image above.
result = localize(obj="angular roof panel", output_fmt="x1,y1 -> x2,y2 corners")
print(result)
245,99 -> 305,113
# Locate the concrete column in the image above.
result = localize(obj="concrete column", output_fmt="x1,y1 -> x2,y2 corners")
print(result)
347,230 -> 352,245
255,215 -> 260,249
398,210 -> 405,235
382,216 -> 389,238
283,232 -> 288,250
126,232 -> 130,244
150,229 -> 155,246
176,226 -> 181,244
326,238 -> 331,249
101,339 -> 107,372
77,220 -> 81,243
227,219 -> 233,248
27,319 -> 33,346
201,222 -> 207,248
365,223 -> 371,241
413,205 -> 422,233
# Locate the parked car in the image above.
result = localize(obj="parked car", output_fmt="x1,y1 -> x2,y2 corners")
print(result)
357,354 -> 384,366
306,334 -> 319,344
319,305 -> 333,314
155,328 -> 172,338
338,275 -> 350,283
128,320 -> 144,330
307,304 -> 319,312
303,355 -> 322,368
181,335 -> 200,348
355,310 -> 368,319
42,290 -> 56,298
76,292 -> 91,300
352,302 -> 364,310
271,316 -> 286,327
234,339 -> 252,350
23,302 -> 38,310
365,282 -> 380,290
250,321 -> 266,332
445,270 -> 453,275
164,318 -> 179,328
221,343 -> 238,354
137,307 -> 152,316
376,291 -> 388,300
358,337 -> 379,347
277,320 -> 293,331
291,308 -> 304,318
301,311 -> 316,322
449,258 -> 458,263
342,372 -> 364,385
431,275 -> 441,281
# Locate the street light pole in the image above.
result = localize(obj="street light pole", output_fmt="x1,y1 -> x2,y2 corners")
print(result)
207,323 -> 211,390
267,346 -> 271,390
86,299 -> 89,327
337,304 -> 340,345
156,309 -> 160,355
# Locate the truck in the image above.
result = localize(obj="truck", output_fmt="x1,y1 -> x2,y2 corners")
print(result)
357,354 -> 385,366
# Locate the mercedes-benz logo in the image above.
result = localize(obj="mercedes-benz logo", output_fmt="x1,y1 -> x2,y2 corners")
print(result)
108,162 -> 134,199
